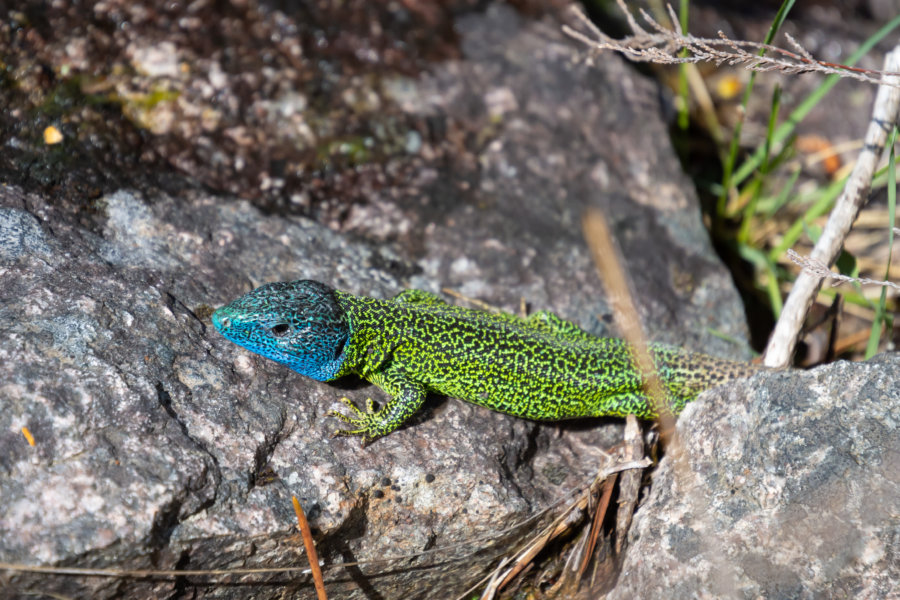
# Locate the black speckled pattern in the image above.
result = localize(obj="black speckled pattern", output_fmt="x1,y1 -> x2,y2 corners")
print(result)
214,281 -> 760,441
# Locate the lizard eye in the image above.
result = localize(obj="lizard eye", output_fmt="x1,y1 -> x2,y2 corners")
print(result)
270,323 -> 292,337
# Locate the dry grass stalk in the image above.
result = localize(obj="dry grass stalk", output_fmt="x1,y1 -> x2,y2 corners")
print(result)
563,1 -> 900,88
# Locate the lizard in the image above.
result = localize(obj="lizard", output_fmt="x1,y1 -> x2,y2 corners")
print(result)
212,280 -> 760,442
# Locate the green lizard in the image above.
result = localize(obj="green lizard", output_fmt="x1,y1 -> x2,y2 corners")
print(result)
212,280 -> 759,442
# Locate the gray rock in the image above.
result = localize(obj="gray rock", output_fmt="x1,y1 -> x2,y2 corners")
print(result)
0,206 -> 52,263
612,356 -> 900,600
0,5 -> 752,600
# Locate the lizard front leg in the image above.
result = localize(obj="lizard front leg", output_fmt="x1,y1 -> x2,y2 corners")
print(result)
328,369 -> 426,443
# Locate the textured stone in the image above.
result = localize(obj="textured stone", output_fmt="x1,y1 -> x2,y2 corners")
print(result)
0,3 -> 752,599
611,356 -> 900,600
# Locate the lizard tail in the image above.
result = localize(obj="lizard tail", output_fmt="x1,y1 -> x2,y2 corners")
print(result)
651,345 -> 763,413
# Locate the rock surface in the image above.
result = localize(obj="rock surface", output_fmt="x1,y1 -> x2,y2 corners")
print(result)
612,356 -> 900,600
5,1 -> 897,600
0,4 -> 752,599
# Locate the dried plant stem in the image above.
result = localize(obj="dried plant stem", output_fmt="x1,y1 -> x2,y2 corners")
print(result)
764,47 -> 900,367
466,457 -> 651,600
786,249 -> 900,292
563,2 -> 900,87
293,495 -> 328,600
582,209 -> 676,443
614,415 -> 643,554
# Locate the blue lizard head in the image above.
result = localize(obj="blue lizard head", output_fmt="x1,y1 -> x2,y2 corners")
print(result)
212,280 -> 350,382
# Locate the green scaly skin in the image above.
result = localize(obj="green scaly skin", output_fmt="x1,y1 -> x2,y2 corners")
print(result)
212,281 -> 759,442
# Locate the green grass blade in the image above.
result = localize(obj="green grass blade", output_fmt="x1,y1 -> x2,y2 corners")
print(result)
738,86 -> 782,243
677,0 -> 690,131
865,127 -> 898,359
768,174 -> 848,262
731,14 -> 900,190
760,165 -> 801,216
717,0 -> 795,215
737,243 -> 785,316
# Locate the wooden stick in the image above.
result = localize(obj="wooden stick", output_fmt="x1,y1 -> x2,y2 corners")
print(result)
765,47 -> 900,367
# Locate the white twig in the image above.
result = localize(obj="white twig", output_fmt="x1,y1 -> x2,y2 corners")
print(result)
764,48 -> 900,367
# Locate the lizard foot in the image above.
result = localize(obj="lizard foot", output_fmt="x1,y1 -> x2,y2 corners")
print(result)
328,397 -> 383,444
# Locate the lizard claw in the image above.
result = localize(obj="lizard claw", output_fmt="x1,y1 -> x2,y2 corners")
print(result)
328,397 -> 382,444
328,397 -> 366,421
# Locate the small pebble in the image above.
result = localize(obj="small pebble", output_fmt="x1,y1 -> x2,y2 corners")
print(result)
44,125 -> 63,145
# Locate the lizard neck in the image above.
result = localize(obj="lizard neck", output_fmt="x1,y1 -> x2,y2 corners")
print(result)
332,291 -> 399,378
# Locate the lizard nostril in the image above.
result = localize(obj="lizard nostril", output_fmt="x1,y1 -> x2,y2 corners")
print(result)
212,312 -> 231,330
